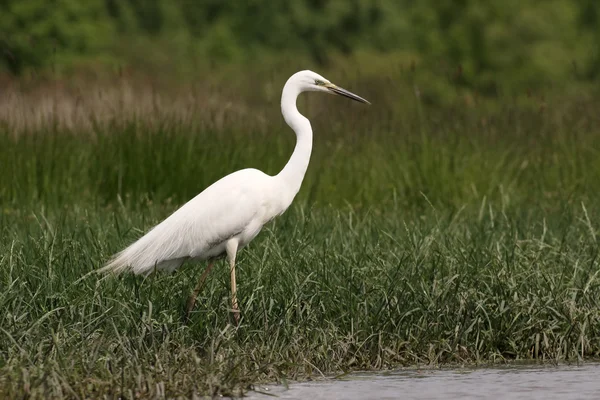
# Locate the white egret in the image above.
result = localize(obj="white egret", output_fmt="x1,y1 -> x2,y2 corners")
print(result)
99,70 -> 370,324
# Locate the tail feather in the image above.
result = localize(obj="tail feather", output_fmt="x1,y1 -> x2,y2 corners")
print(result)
98,248 -> 138,275
98,224 -> 188,276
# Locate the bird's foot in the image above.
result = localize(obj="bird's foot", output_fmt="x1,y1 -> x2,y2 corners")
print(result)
232,310 -> 240,326
231,300 -> 240,326
184,294 -> 198,322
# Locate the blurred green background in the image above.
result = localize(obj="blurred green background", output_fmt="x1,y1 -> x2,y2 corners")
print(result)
2,3 -> 600,397
2,0 -> 599,94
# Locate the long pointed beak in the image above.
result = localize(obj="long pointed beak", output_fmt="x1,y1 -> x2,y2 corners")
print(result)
327,84 -> 371,104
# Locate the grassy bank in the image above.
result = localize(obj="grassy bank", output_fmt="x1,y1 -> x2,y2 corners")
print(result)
1,76 -> 600,398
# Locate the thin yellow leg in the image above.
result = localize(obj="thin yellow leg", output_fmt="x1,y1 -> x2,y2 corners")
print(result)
230,257 -> 240,325
226,240 -> 240,325
185,261 -> 215,321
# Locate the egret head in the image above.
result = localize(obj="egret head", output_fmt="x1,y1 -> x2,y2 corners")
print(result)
290,70 -> 370,104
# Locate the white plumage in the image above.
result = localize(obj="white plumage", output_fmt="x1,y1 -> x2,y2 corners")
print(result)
100,70 -> 370,322
102,168 -> 277,275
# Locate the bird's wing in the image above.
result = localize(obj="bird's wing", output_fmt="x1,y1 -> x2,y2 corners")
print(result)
101,169 -> 267,275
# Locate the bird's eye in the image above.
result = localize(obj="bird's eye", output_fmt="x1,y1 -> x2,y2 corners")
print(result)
314,79 -> 325,86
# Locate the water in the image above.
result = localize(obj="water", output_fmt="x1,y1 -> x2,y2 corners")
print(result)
248,363 -> 600,399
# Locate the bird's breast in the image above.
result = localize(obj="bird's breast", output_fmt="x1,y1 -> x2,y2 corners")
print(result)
237,218 -> 264,249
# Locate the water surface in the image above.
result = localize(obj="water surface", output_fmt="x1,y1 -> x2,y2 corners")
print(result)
249,363 -> 600,399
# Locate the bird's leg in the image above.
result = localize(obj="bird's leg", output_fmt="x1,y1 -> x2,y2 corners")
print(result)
226,240 -> 240,325
184,261 -> 215,321
230,257 -> 240,325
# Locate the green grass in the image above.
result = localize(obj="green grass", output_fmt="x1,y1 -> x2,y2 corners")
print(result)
1,77 -> 600,398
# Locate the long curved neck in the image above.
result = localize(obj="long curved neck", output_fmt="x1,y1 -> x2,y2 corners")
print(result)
276,81 -> 313,197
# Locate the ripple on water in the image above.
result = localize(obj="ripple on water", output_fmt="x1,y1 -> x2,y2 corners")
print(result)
248,363 -> 600,400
